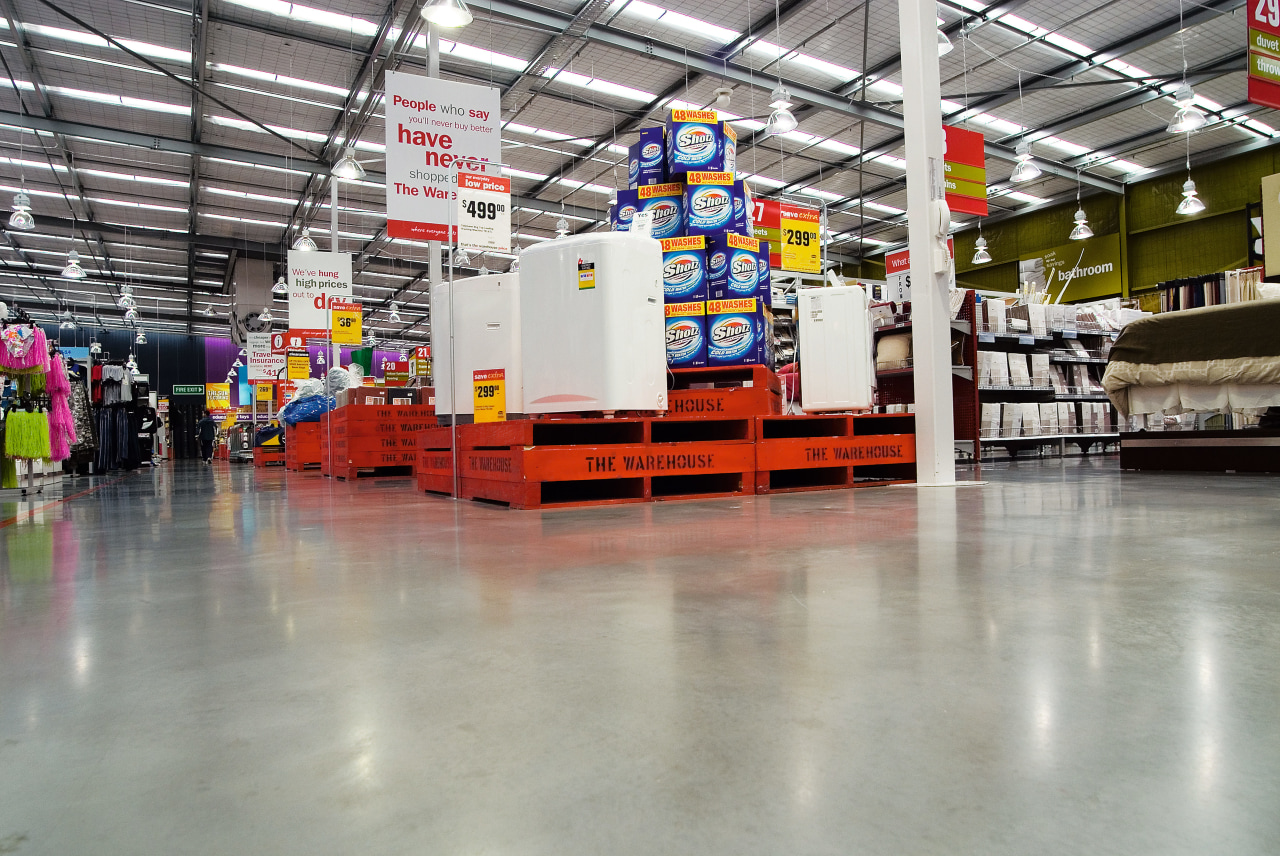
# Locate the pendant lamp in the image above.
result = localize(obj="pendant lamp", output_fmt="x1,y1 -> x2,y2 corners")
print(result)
7,190 -> 34,231
272,276 -> 288,295
135,329 -> 147,345
331,147 -> 366,181
293,228 -> 318,251
1176,179 -> 1206,216
260,305 -> 273,323
972,233 -> 992,265
1167,83 -> 1207,134
388,302 -> 402,323
765,86 -> 798,136
62,249 -> 86,279
420,0 -> 472,27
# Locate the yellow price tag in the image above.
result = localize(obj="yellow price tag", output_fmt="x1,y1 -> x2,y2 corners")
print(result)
255,382 -> 274,402
780,202 -> 821,274
286,350 -> 311,380
472,369 -> 506,423
330,299 -> 362,345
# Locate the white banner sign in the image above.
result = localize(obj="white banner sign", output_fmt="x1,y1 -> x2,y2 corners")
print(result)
457,172 -> 511,252
286,250 -> 352,336
247,332 -> 286,381
384,71 -> 502,242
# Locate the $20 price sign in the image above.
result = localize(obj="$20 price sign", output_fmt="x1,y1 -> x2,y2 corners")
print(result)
457,172 -> 511,253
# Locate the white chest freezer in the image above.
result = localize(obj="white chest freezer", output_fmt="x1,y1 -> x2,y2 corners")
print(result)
798,283 -> 874,412
520,232 -> 667,414
430,273 -> 523,423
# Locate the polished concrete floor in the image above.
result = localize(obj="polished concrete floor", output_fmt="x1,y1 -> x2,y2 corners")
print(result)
1,457 -> 1278,854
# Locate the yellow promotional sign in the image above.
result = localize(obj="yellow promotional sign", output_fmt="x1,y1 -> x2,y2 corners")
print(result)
206,382 -> 231,412
472,368 -> 506,423
330,300 -> 362,345
780,202 -> 821,274
256,382 -> 274,403
286,349 -> 311,380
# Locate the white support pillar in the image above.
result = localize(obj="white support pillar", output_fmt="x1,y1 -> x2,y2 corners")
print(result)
427,24 -> 443,299
330,180 -> 340,370
899,0 -> 955,486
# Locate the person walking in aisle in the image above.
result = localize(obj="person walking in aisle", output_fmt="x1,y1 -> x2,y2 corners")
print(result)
197,409 -> 217,464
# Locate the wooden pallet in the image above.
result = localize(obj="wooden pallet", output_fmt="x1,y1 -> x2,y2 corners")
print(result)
285,422 -> 323,471
321,404 -> 438,479
253,448 -> 286,468
420,416 -> 757,509
754,413 -> 916,493
667,364 -> 782,418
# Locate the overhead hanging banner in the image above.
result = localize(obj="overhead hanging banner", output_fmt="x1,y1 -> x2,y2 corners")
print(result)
944,125 -> 988,216
1249,1 -> 1280,109
246,331 -> 286,381
384,71 -> 502,241
286,250 -> 352,339
457,172 -> 511,251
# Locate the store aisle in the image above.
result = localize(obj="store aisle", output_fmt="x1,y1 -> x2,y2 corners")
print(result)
1,460 -> 1278,855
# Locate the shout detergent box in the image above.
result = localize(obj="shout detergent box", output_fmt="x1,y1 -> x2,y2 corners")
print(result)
628,126 -> 666,188
636,182 -> 685,239
666,110 -> 736,176
665,300 -> 707,368
610,189 -> 638,231
684,172 -> 752,237
707,233 -> 760,301
706,297 -> 767,367
757,240 -> 772,307
659,235 -> 707,302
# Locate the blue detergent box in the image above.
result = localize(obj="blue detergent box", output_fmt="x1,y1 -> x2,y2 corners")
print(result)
659,235 -> 707,302
664,300 -> 708,368
628,127 -> 667,188
666,110 -> 736,176
757,240 -> 772,307
707,233 -> 760,301
684,172 -> 752,237
706,297 -> 767,367
610,189 -> 638,231
636,182 -> 686,239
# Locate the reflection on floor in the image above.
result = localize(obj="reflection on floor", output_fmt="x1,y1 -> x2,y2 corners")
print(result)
1,457 -> 1278,854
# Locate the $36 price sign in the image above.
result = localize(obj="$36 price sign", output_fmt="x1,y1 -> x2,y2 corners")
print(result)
457,172 -> 512,253
330,300 -> 362,345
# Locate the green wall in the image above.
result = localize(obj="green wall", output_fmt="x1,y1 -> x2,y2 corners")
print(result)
936,144 -> 1280,300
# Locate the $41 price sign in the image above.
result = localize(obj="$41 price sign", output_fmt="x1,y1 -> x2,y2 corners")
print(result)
457,172 -> 511,253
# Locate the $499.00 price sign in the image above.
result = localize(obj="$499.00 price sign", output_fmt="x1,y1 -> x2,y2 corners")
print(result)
457,172 -> 511,253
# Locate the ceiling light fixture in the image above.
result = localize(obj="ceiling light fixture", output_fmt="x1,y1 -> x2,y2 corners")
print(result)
454,245 -> 471,266
316,350 -> 326,366
937,15 -> 953,56
714,86 -> 732,110
59,309 -> 76,329
293,228 -> 318,251
272,276 -> 288,295
510,243 -> 521,273
766,85 -> 798,136
331,147 -> 366,181
972,229 -> 992,264
388,302 -> 402,323
260,305 -> 273,323
232,357 -> 243,368
61,249 -> 86,279
124,307 -> 139,321
89,339 -> 102,355
554,216 -> 570,238
1010,139 -> 1041,183
1176,179 -> 1205,215
420,0 -> 473,28
7,190 -> 34,231
203,303 -> 215,317
135,329 -> 147,345
1167,83 -> 1207,134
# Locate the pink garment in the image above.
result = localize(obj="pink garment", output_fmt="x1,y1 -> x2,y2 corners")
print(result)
47,354 -> 77,462
0,324 -> 49,371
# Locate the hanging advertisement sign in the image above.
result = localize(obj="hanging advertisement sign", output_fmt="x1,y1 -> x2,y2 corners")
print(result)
330,300 -> 363,345
383,360 -> 410,386
943,125 -> 988,216
457,172 -> 511,251
206,383 -> 231,412
780,202 -> 821,273
246,331 -> 286,381
286,349 -> 311,380
384,71 -> 502,241
1028,234 -> 1122,302
472,369 -> 506,423
881,239 -> 956,302
410,345 -> 431,377
1249,1 -> 1280,109
286,250 -> 352,338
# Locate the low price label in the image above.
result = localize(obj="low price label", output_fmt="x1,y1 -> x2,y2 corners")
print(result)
457,172 -> 511,252
472,368 -> 506,423
780,202 -> 821,274
330,300 -> 362,345
287,349 -> 311,380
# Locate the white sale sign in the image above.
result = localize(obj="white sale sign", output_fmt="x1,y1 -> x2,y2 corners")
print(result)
247,332 -> 286,381
286,250 -> 352,337
384,71 -> 501,241
457,172 -> 511,252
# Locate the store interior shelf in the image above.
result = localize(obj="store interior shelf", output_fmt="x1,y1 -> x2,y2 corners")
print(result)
1050,353 -> 1109,365
976,331 -> 1054,346
1055,392 -> 1110,401
874,318 -> 972,337
978,384 -> 1055,394
878,364 -> 973,380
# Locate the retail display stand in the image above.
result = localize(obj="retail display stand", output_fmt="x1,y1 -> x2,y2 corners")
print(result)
666,365 -> 782,418
320,403 -> 437,480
